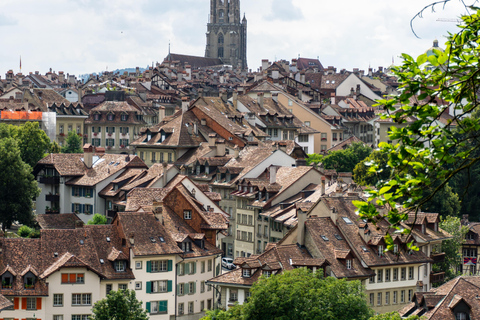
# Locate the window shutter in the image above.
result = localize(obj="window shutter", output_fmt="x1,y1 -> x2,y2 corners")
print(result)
184,283 -> 189,295
193,262 -> 197,274
160,300 -> 167,312
185,263 -> 190,275
146,302 -> 151,313
61,274 -> 68,283
21,298 -> 27,310
36,298 -> 42,310
80,187 -> 84,197
13,297 -> 19,309
72,204 -> 74,212
82,204 -> 85,214
193,282 -> 196,294
146,281 -> 151,294
177,284 -> 180,295
167,280 -> 172,292
146,261 -> 151,273
216,264 -> 220,276
167,260 -> 172,272
70,273 -> 76,283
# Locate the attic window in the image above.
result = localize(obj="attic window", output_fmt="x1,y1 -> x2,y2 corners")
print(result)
106,237 -> 111,242
94,114 -> 100,121
361,246 -> 369,252
115,261 -> 127,272
107,113 -> 115,121
159,237 -> 165,243
242,269 -> 251,278
100,259 -> 105,264
321,235 -> 329,241
80,239 -> 84,245
334,234 -> 343,240
342,217 -> 353,225
150,237 -> 157,243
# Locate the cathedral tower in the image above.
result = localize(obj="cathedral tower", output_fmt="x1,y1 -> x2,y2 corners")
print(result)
205,0 -> 247,70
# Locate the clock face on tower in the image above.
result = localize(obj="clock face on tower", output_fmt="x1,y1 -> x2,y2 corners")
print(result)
205,0 -> 248,70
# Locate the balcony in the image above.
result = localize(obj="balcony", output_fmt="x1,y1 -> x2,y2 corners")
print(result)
430,272 -> 445,284
45,194 -> 59,202
430,252 -> 446,263
39,176 -> 60,184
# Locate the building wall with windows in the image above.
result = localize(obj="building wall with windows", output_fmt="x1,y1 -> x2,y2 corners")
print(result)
56,116 -> 87,147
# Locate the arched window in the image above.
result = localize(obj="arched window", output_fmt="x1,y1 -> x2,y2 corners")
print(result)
219,10 -> 224,22
218,33 -> 224,44
218,47 -> 224,58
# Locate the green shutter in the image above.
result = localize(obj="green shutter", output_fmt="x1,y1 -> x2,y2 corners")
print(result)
193,282 -> 196,294
146,261 -> 151,273
159,300 -> 167,313
177,284 -> 181,296
167,280 -> 172,292
193,262 -> 197,274
146,302 -> 151,313
81,204 -> 85,214
167,260 -> 173,272
216,264 -> 220,276
72,204 -> 74,212
184,283 -> 189,295
185,263 -> 190,275
146,281 -> 151,293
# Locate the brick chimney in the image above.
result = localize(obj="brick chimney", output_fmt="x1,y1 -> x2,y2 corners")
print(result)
83,144 -> 95,168
297,207 -> 307,246
257,92 -> 264,108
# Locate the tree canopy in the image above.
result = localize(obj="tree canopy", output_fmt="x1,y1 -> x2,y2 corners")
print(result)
0,122 -> 50,167
90,290 -> 148,320
0,138 -> 39,231
87,214 -> 108,225
308,142 -> 371,173
354,9 -> 480,251
62,131 -> 83,153
202,268 -> 373,320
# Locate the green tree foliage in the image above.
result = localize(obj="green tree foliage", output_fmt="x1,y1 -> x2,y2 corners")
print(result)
62,131 -> 83,153
322,142 -> 372,173
90,290 -> 148,320
0,138 -> 39,231
17,226 -> 33,238
369,311 -> 422,320
87,214 -> 108,225
432,216 -> 468,284
353,150 -> 392,187
202,268 -> 373,320
306,153 -> 324,165
0,122 -> 50,167
202,304 -> 244,320
354,10 -> 480,251
421,183 -> 460,217
49,141 -> 61,154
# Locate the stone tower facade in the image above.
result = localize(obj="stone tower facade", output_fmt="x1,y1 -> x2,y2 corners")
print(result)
205,0 -> 247,70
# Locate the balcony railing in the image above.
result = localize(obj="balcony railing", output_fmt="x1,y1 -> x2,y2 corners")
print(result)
46,194 -> 59,202
430,252 -> 446,263
39,176 -> 60,184
430,272 -> 445,284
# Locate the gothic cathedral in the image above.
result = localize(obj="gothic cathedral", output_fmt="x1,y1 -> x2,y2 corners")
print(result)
205,0 -> 247,70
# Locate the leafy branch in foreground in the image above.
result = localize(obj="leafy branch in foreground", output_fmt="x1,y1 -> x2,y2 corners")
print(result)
355,8 -> 480,251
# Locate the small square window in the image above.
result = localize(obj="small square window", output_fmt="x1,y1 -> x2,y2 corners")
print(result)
136,261 -> 142,269
184,210 -> 192,220
135,281 -> 142,290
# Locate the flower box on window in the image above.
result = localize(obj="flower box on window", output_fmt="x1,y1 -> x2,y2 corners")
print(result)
120,145 -> 125,149
93,132 -> 98,136
321,138 -> 327,141
107,146 -> 112,150
59,133 -> 65,136
108,133 -> 113,137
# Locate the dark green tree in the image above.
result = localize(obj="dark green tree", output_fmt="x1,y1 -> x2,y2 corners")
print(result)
90,290 -> 148,320
353,150 -> 392,187
49,140 -> 62,153
306,153 -> 324,165
225,268 -> 373,320
87,214 -> 108,225
62,131 -> 83,154
369,311 -> 421,320
0,122 -> 50,167
322,142 -> 372,173
0,138 -> 39,231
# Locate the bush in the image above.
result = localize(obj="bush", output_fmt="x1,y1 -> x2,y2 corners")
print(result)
18,226 -> 33,238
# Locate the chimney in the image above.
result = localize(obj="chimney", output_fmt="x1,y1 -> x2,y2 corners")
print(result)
198,88 -> 203,98
158,106 -> 166,123
83,144 -> 94,168
232,90 -> 238,108
208,133 -> 217,147
234,145 -> 239,158
193,123 -> 198,135
129,233 -> 135,245
272,92 -> 278,103
216,139 -> 226,157
416,281 -> 424,293
153,201 -> 164,224
356,84 -> 361,94
321,176 -> 326,195
261,59 -> 269,71
220,90 -> 228,103
181,97 -> 189,113
269,166 -> 278,184
58,71 -> 65,82
257,92 -> 264,108
162,162 -> 168,186
297,207 -> 307,246
330,93 -> 335,105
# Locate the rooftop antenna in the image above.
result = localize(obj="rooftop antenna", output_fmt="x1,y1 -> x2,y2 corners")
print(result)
168,40 -> 171,55
19,55 -> 22,73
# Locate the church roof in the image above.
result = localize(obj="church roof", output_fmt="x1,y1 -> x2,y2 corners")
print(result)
164,53 -> 223,69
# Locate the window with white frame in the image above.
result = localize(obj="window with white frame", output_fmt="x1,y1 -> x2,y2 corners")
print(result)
53,316 -> 63,320
178,303 -> 184,315
229,289 -> 238,302
150,301 -> 168,314
184,210 -> 192,220
377,293 -> 382,306
188,301 -> 194,314
72,293 -> 91,306
152,280 -> 168,293
135,281 -> 142,290
26,297 -> 36,310
242,269 -> 251,277
115,260 -> 126,272
136,261 -> 142,269
393,291 -> 397,304
377,269 -> 383,283
393,268 -> 398,281
71,316 -> 89,320
53,293 -> 63,306
119,284 -> 127,290
151,260 -> 168,272
346,259 -> 352,270
408,267 -> 414,280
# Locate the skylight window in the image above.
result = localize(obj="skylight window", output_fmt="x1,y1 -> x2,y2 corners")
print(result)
150,237 -> 156,243
106,237 -> 111,242
321,235 -> 329,241
334,234 -> 343,240
159,237 -> 165,243
100,259 -> 105,264
342,217 -> 353,225
361,246 -> 369,252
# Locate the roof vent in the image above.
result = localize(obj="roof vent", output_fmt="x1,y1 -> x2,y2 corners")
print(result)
159,237 -> 165,243
54,252 -> 58,257
334,234 -> 343,240
80,239 -> 84,245
361,246 -> 369,252
321,235 -> 329,241
100,259 -> 104,264
106,237 -> 111,242
150,237 -> 156,243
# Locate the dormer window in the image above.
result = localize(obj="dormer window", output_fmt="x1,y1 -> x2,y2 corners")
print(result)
263,270 -> 271,278
94,113 -> 100,121
121,113 -> 128,121
378,245 -> 384,257
107,113 -> 115,121
422,224 -> 426,234
181,241 -> 192,252
147,133 -> 152,142
115,261 -> 127,272
393,244 -> 398,254
346,259 -> 352,270
1,272 -> 13,289
24,273 -> 36,289
160,132 -> 166,142
456,312 -> 468,320
242,269 -> 251,278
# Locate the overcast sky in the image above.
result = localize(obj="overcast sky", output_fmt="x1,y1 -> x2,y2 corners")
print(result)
0,0 -> 473,77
